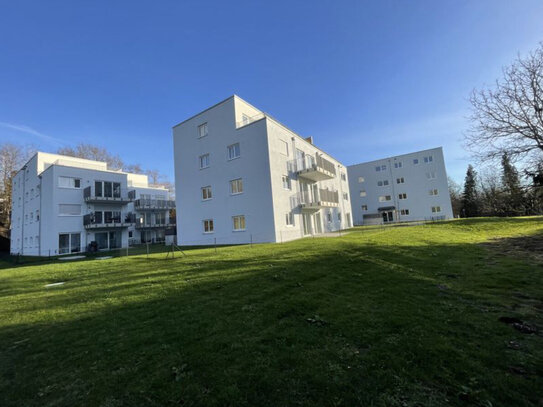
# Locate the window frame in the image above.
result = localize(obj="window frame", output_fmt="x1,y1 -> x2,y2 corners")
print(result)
232,215 -> 246,231
199,153 -> 210,169
227,143 -> 241,161
203,219 -> 214,234
198,122 -> 208,138
201,186 -> 212,201
230,178 -> 243,195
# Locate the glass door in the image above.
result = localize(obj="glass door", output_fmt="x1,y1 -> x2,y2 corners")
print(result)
314,213 -> 323,234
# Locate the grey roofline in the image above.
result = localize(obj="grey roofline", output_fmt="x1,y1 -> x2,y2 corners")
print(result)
347,146 -> 444,168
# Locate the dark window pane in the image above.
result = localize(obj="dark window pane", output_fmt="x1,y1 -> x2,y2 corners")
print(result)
95,181 -> 102,197
113,183 -> 121,198
104,182 -> 112,198
59,234 -> 69,254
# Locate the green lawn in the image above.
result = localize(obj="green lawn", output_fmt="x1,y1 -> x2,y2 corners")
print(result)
1,218 -> 542,407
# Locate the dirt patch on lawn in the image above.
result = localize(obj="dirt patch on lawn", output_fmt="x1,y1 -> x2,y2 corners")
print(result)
482,233 -> 543,263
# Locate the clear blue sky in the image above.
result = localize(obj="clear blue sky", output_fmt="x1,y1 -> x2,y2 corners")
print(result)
1,1 -> 542,183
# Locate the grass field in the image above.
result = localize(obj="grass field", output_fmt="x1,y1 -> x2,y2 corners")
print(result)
1,218 -> 542,406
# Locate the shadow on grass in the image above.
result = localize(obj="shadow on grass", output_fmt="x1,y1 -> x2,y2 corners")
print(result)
1,234 -> 542,407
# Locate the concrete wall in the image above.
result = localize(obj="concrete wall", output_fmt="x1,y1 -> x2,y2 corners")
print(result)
347,147 -> 454,225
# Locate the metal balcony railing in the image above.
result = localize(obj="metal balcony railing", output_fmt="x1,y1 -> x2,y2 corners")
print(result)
290,188 -> 339,209
83,186 -> 134,204
134,198 -> 175,210
83,212 -> 136,228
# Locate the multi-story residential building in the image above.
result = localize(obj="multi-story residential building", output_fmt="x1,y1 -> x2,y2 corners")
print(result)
172,95 -> 352,245
347,147 -> 453,225
10,152 -> 175,256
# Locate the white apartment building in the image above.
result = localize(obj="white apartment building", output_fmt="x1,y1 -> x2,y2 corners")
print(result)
347,147 -> 453,225
173,95 -> 352,245
10,152 -> 175,256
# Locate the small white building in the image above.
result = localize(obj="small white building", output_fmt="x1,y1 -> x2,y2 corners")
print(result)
10,152 -> 175,256
172,95 -> 353,245
347,147 -> 453,225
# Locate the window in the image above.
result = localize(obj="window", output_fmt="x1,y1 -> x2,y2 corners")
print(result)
327,212 -> 332,222
230,178 -> 243,194
280,140 -> 289,156
426,171 -> 436,180
59,204 -> 82,216
341,173 -> 346,181
394,162 -> 403,168
129,231 -> 133,238
199,154 -> 210,169
359,190 -> 367,197
424,155 -> 433,163
361,205 -> 368,211
400,209 -> 410,215
227,143 -> 241,160
94,181 -> 120,198
396,177 -> 405,184
282,175 -> 291,190
285,212 -> 294,226
59,233 -> 81,254
378,195 -> 391,202
431,206 -> 441,213
377,180 -> 389,186
202,186 -> 212,200
358,176 -> 365,183
232,215 -> 246,231
203,219 -> 214,233
375,165 -> 386,172
198,123 -> 208,138
343,193 -> 349,200
429,189 -> 439,196
58,176 -> 81,188
398,193 -> 407,200
413,158 -> 419,165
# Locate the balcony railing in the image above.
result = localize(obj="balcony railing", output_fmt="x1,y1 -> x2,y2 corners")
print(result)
83,186 -> 134,204
134,198 -> 175,211
236,112 -> 266,128
290,188 -> 339,210
83,213 -> 136,229
288,154 -> 336,181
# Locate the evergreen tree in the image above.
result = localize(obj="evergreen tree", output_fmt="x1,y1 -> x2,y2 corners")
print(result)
461,165 -> 479,217
500,153 -> 524,216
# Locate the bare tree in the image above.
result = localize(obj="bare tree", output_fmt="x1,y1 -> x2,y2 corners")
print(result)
466,43 -> 543,170
57,143 -> 124,170
0,143 -> 35,229
447,176 -> 462,217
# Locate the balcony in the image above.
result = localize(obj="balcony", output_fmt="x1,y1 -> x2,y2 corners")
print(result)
134,198 -> 175,211
289,154 -> 336,182
84,213 -> 136,229
83,186 -> 134,204
291,188 -> 339,211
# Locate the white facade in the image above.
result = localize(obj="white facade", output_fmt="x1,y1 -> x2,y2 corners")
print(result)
347,147 -> 453,225
173,95 -> 353,245
10,152 -> 175,256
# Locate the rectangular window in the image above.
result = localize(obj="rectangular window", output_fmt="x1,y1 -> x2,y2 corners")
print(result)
398,193 -> 407,200
113,182 -> 121,198
203,219 -> 214,233
282,175 -> 291,190
280,140 -> 289,156
377,180 -> 389,186
202,186 -> 212,200
343,193 -> 349,200
396,177 -> 405,184
59,233 -> 81,254
59,204 -> 82,215
358,176 -> 365,183
198,123 -> 208,138
58,176 -> 81,188
285,212 -> 294,226
394,162 -> 403,168
361,205 -> 368,211
232,215 -> 246,231
199,154 -> 210,169
104,181 -> 113,198
429,189 -> 439,196
375,166 -> 381,172
426,171 -> 436,180
431,206 -> 441,213
95,180 -> 103,197
359,190 -> 366,197
424,156 -> 433,163
230,178 -> 243,194
401,209 -> 410,215
413,158 -> 419,165
227,143 -> 241,160
378,195 -> 391,202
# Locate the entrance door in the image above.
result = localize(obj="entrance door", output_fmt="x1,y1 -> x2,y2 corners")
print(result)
382,211 -> 394,223
302,213 -> 312,235
314,212 -> 323,234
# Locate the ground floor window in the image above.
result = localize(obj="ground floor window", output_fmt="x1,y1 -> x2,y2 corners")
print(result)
232,215 -> 246,231
94,231 -> 121,250
59,233 -> 81,254
203,219 -> 214,233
